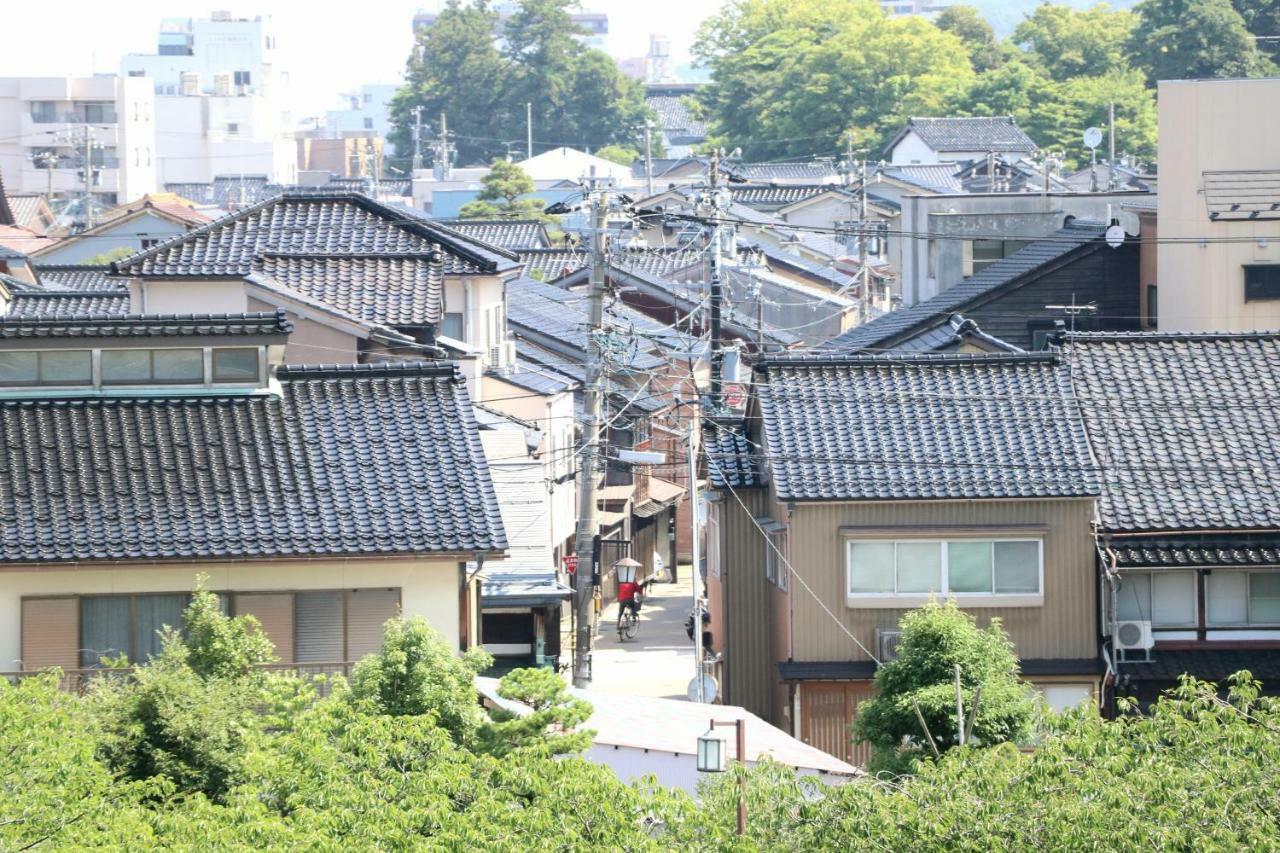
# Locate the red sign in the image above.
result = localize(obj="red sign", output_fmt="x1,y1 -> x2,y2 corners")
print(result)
724,383 -> 746,410
563,555 -> 579,575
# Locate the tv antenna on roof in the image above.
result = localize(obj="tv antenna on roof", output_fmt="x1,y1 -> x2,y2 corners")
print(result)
1083,127 -> 1103,192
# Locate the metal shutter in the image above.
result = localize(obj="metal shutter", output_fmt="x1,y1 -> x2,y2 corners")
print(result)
344,589 -> 400,662
234,593 -> 295,663
294,591 -> 343,663
21,598 -> 78,671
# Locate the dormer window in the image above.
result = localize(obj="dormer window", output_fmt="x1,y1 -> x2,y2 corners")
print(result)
212,348 -> 260,382
0,350 -> 92,386
0,346 -> 265,391
102,348 -> 204,384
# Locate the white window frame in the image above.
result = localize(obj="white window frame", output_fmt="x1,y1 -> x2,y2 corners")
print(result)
845,537 -> 1044,608
1207,570 -> 1280,627
1114,570 -> 1198,628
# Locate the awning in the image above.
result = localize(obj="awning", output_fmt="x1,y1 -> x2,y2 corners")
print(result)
633,476 -> 686,518
599,483 -> 635,504
599,510 -> 628,530
481,572 -> 572,608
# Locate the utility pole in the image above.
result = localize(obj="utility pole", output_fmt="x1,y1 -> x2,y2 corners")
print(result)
526,102 -> 533,160
433,112 -> 454,180
1107,102 -> 1117,191
643,120 -> 654,196
859,156 -> 871,319
688,424 -> 705,702
81,124 -> 96,229
411,105 -> 424,171
706,148 -> 725,414
572,166 -> 611,689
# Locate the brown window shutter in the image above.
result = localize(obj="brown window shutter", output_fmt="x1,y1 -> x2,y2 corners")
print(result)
234,593 -> 295,664
344,589 -> 400,662
21,598 -> 79,671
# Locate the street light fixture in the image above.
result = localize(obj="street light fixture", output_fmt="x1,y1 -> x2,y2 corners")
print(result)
696,719 -> 748,836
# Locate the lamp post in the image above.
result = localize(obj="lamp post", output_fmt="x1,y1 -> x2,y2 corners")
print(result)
696,718 -> 747,836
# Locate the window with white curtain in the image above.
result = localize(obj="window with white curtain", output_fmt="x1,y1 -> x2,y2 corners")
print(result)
1208,571 -> 1280,626
846,538 -> 1042,606
1116,571 -> 1197,626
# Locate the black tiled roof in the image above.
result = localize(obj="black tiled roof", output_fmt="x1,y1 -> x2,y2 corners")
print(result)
1123,649 -> 1280,683
728,183 -> 844,210
825,221 -> 1105,351
756,352 -> 1100,501
889,314 -> 1022,354
0,310 -> 291,340
888,116 -> 1036,155
491,359 -> 577,395
1068,331 -> 1280,533
645,93 -> 708,143
736,162 -> 839,182
255,252 -> 444,327
443,219 -> 551,250
32,264 -> 123,292
1111,536 -> 1280,569
705,422 -> 760,488
0,360 -> 506,563
114,192 -> 520,278
611,247 -> 707,279
0,272 -> 41,293
518,248 -> 589,281
8,291 -> 130,318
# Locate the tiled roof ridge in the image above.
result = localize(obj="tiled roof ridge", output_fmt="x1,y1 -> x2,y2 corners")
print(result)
0,309 -> 290,332
909,114 -> 1016,123
276,360 -> 460,381
257,249 -> 443,260
32,263 -> 112,272
758,351 -> 1059,369
7,289 -> 121,298
1066,330 -> 1280,343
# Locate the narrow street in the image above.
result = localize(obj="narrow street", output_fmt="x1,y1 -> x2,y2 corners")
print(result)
589,570 -> 697,700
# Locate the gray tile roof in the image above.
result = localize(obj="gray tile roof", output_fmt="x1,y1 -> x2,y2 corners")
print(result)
491,358 -> 577,395
736,162 -> 839,182
0,272 -> 41,293
704,421 -> 760,488
0,360 -> 506,563
1123,649 -> 1280,683
0,310 -> 291,340
518,248 -> 589,281
443,219 -> 551,250
1067,331 -> 1280,533
881,164 -> 964,194
514,339 -> 666,415
825,220 -> 1105,351
889,116 -> 1037,155
1201,170 -> 1280,221
728,184 -> 843,211
7,291 -> 130,318
645,92 -> 708,143
255,252 -> 444,327
32,264 -> 124,292
1111,536 -> 1280,569
755,352 -> 1100,501
114,192 -> 521,279
611,247 -> 707,279
165,175 -> 279,207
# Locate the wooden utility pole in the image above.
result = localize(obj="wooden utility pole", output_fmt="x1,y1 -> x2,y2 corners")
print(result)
707,148 -> 725,413
643,120 -> 655,196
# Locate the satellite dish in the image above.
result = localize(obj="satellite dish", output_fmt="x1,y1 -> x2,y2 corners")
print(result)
687,674 -> 718,703
1105,223 -> 1126,249
1083,127 -> 1103,150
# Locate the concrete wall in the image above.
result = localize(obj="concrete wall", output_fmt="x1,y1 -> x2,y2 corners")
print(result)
137,278 -> 247,314
1,557 -> 463,669
890,131 -> 938,165
1156,78 -> 1280,332
155,96 -> 295,185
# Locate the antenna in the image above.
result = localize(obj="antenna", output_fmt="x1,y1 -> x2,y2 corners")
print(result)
1083,127 -> 1102,193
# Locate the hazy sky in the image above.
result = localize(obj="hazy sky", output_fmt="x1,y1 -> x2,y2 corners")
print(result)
2,0 -> 727,116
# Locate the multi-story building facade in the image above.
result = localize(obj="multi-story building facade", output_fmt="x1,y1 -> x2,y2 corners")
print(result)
121,13 -> 296,185
0,76 -> 156,214
324,85 -> 398,154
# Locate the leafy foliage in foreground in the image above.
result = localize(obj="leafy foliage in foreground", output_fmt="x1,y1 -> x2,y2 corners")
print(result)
4,587 -> 1280,849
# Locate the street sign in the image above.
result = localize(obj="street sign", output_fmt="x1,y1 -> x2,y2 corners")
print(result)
724,383 -> 745,410
563,554 -> 579,575
687,674 -> 718,703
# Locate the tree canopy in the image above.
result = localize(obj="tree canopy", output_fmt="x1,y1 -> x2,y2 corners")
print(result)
390,0 -> 650,167
1129,0 -> 1274,84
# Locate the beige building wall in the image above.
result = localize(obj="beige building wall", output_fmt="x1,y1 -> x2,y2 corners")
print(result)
133,278 -> 249,314
787,498 -> 1099,663
247,295 -> 360,364
1157,78 -> 1280,332
0,557 -> 464,670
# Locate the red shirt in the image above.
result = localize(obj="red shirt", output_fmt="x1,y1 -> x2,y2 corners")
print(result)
618,581 -> 638,602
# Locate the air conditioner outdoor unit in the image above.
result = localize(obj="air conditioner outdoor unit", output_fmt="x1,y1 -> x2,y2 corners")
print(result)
487,345 -> 502,367
876,629 -> 902,663
1114,620 -> 1154,652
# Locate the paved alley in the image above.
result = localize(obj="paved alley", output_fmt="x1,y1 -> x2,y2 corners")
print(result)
588,570 -> 699,700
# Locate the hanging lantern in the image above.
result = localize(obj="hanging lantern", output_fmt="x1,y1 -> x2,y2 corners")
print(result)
614,557 -> 641,585
697,726 -> 728,773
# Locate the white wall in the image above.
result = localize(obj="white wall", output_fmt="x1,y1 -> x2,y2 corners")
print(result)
0,558 -> 462,670
154,95 -> 295,185
889,131 -> 938,165
585,745 -> 846,794
138,278 -> 247,314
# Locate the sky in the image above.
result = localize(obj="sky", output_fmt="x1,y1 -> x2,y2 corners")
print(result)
1,0 -> 727,117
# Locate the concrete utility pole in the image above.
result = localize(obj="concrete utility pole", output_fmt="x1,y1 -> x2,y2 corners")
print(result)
411,105 -> 424,171
1107,102 -> 1117,191
643,120 -> 655,197
526,102 -> 533,160
688,424 -> 705,702
433,112 -> 454,180
572,166 -> 611,689
859,156 -> 871,319
707,148 -> 725,413
81,124 -> 96,229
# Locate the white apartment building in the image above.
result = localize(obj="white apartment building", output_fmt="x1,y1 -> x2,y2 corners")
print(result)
121,12 -> 296,185
325,84 -> 398,152
0,76 -> 156,211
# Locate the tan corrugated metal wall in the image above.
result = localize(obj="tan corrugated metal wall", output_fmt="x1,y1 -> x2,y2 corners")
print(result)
21,598 -> 79,671
799,681 -> 876,767
787,499 -> 1098,663
234,593 -> 295,663
719,487 -> 775,721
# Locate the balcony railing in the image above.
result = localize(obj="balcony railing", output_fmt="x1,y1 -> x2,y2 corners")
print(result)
29,110 -> 118,125
1,661 -> 357,695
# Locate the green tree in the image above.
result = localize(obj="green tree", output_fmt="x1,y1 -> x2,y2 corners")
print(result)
935,5 -> 1002,72
694,0 -> 974,160
1235,0 -> 1280,62
348,616 -> 492,743
478,667 -> 594,757
1129,0 -> 1272,84
183,577 -> 276,680
594,144 -> 640,166
1011,3 -> 1137,80
476,158 -> 535,205
85,246 -> 137,265
853,600 -> 1035,773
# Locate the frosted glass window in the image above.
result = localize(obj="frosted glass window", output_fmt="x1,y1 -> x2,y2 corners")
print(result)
133,594 -> 188,662
1251,574 -> 1280,623
80,597 -> 131,667
896,542 -> 941,593
212,348 -> 259,382
101,349 -> 151,382
994,541 -> 1040,593
153,349 -> 203,382
1208,572 -> 1248,625
39,350 -> 91,383
848,543 -> 894,593
0,352 -> 37,383
1151,572 -> 1196,626
1117,573 -> 1152,622
948,541 -> 991,592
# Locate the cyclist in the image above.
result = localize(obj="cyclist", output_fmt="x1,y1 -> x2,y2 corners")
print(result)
617,577 -> 641,630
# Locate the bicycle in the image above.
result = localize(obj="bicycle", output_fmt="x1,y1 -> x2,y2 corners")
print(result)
617,607 -> 639,641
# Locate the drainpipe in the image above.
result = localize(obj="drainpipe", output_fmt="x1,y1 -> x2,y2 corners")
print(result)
1100,543 -> 1121,712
